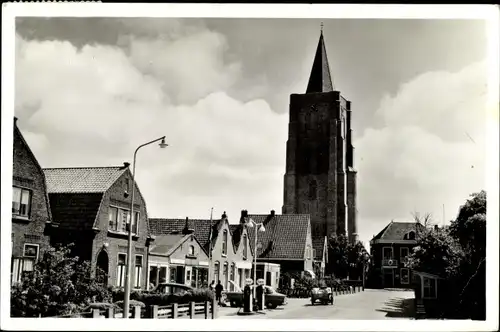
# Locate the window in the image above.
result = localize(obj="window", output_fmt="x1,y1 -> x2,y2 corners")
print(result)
188,245 -> 195,256
222,230 -> 228,256
230,263 -> 235,290
407,231 -> 416,240
223,262 -> 228,289
400,247 -> 409,264
423,277 -> 437,298
116,253 -> 127,287
169,266 -> 177,283
382,247 -> 393,259
308,180 -> 317,200
214,261 -> 220,283
243,235 -> 248,260
24,244 -> 39,260
108,206 -> 139,235
401,268 -> 410,284
12,187 -> 31,218
159,266 -> 167,283
312,249 -> 317,260
149,266 -> 158,289
306,245 -> 312,259
134,255 -> 143,289
124,178 -> 130,193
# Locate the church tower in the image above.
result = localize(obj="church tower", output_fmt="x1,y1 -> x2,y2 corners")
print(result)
282,30 -> 358,244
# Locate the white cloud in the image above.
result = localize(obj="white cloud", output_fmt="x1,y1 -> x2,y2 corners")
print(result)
14,31 -> 287,224
356,60 -> 487,246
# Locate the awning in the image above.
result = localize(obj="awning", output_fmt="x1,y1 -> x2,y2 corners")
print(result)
235,261 -> 252,269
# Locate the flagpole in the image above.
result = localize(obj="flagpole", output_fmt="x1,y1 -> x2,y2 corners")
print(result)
208,207 -> 214,287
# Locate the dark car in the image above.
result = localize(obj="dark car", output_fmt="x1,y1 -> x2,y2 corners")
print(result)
225,282 -> 287,309
152,282 -> 193,295
310,286 -> 334,305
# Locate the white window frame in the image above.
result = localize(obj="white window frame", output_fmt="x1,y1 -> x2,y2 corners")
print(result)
134,254 -> 143,289
400,247 -> 409,264
109,205 -> 139,235
214,261 -> 220,283
23,243 -> 39,261
222,230 -> 228,256
382,246 -> 393,259
116,253 -> 127,288
306,245 -> 312,259
188,245 -> 195,256
242,235 -> 248,260
12,186 -> 32,218
223,262 -> 229,289
423,276 -> 437,299
400,268 -> 410,285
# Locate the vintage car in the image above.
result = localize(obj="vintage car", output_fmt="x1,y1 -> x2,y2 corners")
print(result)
151,282 -> 193,295
224,281 -> 287,309
310,286 -> 334,305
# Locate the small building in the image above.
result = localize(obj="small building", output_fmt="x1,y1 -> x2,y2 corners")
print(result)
368,221 -> 426,288
255,262 -> 281,289
43,164 -> 153,290
245,210 -> 315,283
311,236 -> 329,278
147,221 -> 210,289
11,117 -> 52,284
148,212 -> 254,292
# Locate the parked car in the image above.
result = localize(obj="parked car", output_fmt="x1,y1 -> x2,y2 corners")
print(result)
225,281 -> 287,309
152,282 -> 193,295
310,285 -> 334,305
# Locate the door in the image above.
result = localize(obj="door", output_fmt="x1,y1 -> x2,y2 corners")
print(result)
185,266 -> 192,286
383,269 -> 394,288
96,250 -> 109,285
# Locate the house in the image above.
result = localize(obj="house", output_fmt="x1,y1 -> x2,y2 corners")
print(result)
368,221 -> 426,288
148,212 -> 254,291
43,164 -> 153,290
244,210 -> 315,284
11,117 -> 52,284
311,236 -> 329,278
147,219 -> 210,289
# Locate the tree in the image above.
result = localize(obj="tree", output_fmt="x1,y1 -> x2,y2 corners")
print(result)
11,244 -> 111,317
327,234 -> 370,280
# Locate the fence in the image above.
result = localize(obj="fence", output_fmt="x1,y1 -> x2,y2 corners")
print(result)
50,298 -> 217,319
279,285 -> 364,298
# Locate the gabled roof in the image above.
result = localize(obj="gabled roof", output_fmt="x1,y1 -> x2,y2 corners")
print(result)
247,213 -> 310,260
148,217 -> 222,255
306,32 -> 334,94
44,166 -> 128,194
371,221 -> 426,242
13,117 -> 53,222
149,233 -> 207,258
229,223 -> 245,252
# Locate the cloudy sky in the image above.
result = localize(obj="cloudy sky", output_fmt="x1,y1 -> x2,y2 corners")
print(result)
14,17 -> 488,246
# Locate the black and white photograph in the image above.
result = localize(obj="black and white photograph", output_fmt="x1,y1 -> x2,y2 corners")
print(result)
1,3 -> 498,331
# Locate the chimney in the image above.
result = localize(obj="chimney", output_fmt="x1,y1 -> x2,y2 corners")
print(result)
14,116 -> 18,126
434,225 -> 439,231
183,217 -> 194,234
222,211 -> 228,220
240,210 -> 248,224
270,210 -> 275,217
121,162 -> 130,170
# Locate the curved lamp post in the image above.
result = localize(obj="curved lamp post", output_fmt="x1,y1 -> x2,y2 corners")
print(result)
244,218 -> 265,304
123,136 -> 168,318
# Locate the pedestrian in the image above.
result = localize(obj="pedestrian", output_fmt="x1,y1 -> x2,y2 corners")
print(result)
209,280 -> 215,292
215,280 -> 224,305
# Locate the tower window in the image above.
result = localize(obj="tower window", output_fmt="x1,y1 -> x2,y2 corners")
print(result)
309,180 -> 317,200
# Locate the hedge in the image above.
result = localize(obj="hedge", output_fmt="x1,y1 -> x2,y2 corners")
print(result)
111,288 -> 214,307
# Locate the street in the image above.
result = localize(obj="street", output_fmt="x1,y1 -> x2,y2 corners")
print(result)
218,289 -> 415,320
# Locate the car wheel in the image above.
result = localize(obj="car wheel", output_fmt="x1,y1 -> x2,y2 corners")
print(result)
266,302 -> 276,310
230,301 -> 237,308
311,299 -> 315,306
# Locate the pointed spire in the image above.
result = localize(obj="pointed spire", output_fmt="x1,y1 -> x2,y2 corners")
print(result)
306,29 -> 334,94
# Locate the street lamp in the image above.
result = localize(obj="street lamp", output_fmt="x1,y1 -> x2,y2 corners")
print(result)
244,218 -> 265,304
123,136 -> 168,318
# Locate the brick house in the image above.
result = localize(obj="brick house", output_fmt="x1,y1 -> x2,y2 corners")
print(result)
244,210 -> 315,283
43,164 -> 153,290
148,212 -> 253,292
147,220 -> 210,289
11,117 -> 52,284
368,221 -> 426,288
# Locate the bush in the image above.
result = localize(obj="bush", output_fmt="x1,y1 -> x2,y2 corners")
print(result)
114,300 -> 145,308
110,287 -> 214,307
10,244 -> 111,317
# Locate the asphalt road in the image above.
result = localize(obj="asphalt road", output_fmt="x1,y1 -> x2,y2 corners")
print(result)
218,289 -> 415,320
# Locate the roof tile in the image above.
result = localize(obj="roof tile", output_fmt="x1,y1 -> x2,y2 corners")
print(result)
44,167 -> 127,194
371,221 -> 426,241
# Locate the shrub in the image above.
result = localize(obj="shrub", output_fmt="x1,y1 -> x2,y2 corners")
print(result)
114,300 -> 146,308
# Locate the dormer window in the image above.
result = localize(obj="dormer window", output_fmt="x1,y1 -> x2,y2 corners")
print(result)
405,231 -> 416,240
222,230 -> 228,256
